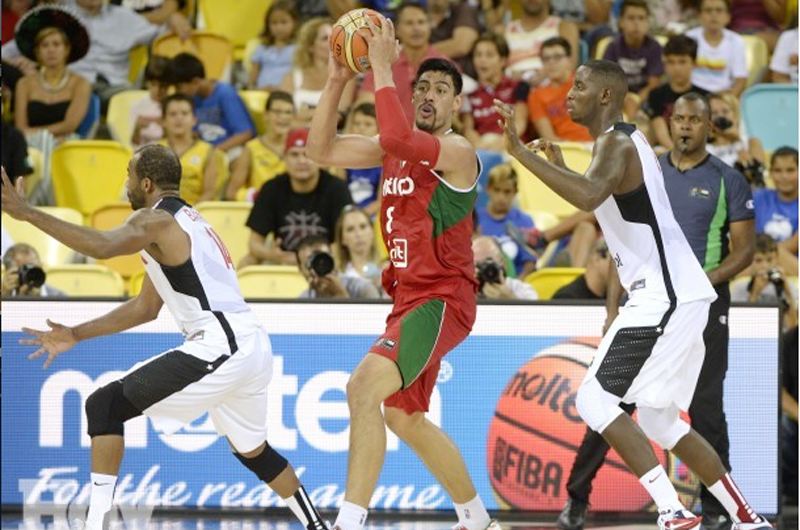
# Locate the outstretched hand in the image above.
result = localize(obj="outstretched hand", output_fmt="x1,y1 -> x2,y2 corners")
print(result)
493,99 -> 526,156
362,13 -> 400,70
21,319 -> 78,369
1,166 -> 31,220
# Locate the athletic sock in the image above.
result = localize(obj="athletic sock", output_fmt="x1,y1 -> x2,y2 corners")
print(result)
639,466 -> 684,513
334,501 -> 368,530
284,486 -> 326,530
708,473 -> 764,524
454,495 -> 491,530
86,473 -> 117,529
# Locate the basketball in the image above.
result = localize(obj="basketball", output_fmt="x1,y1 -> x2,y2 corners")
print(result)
330,8 -> 382,73
486,339 -> 668,511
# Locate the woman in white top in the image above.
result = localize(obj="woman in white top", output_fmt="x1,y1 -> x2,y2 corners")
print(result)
281,17 -> 356,127
706,92 -> 765,185
334,205 -> 385,293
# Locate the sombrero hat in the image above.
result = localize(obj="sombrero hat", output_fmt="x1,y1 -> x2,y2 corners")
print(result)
14,5 -> 90,64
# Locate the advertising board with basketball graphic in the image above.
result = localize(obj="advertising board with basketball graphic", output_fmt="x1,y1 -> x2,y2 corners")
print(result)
0,302 -> 779,514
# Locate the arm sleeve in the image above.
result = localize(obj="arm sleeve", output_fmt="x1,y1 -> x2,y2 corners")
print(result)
376,87 -> 441,166
725,168 -> 756,222
221,87 -> 257,135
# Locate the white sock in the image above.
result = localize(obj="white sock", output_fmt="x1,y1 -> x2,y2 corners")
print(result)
708,473 -> 763,524
639,465 -> 684,513
86,473 -> 117,529
454,495 -> 491,530
334,501 -> 368,530
284,486 -> 325,530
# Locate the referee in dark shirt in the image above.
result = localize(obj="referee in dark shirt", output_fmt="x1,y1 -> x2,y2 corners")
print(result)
556,93 -> 755,530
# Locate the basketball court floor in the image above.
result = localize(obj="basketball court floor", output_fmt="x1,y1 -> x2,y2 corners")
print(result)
2,507 -> 797,530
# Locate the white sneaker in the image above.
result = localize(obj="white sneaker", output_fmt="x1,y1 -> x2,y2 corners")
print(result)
657,509 -> 703,530
735,519 -> 773,530
452,519 -> 502,530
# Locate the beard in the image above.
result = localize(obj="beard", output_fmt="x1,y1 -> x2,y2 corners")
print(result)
415,110 -> 438,132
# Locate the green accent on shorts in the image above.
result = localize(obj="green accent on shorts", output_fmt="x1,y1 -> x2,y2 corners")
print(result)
397,299 -> 446,388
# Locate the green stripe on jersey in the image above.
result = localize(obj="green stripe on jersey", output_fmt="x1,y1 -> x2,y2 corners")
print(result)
427,180 -> 476,238
704,178 -> 728,271
397,299 -> 446,388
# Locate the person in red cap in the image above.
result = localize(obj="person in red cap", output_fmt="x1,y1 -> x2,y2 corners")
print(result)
240,127 -> 353,267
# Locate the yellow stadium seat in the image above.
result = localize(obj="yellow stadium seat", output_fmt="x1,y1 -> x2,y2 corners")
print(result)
2,207 -> 83,267
194,201 -> 253,266
742,34 -> 769,86
129,45 -> 149,85
374,213 -> 388,260
153,31 -> 234,81
239,90 -> 269,135
213,149 -> 230,198
45,264 -> 126,297
128,269 -> 147,296
89,202 -> 144,280
525,267 -> 585,300
237,265 -> 308,299
200,0 -> 270,61
515,143 -> 591,220
106,90 -> 150,150
51,141 -> 132,219
529,210 -> 560,231
24,147 -> 44,197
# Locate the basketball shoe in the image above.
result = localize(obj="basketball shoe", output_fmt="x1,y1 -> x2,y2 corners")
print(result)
733,518 -> 774,530
658,509 -> 703,530
557,497 -> 588,530
700,514 -> 732,530
451,518 -> 503,530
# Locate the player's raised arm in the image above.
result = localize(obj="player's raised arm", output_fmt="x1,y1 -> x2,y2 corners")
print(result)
306,50 -> 384,169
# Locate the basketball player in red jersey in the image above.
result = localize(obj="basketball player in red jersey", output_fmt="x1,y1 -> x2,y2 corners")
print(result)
308,14 -> 499,530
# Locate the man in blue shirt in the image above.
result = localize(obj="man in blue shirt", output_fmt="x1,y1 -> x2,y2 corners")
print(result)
167,53 -> 255,158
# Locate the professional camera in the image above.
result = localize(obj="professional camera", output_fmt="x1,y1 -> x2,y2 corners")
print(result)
734,159 -> 766,188
712,116 -> 734,131
305,251 -> 334,277
476,259 -> 503,288
18,264 -> 46,288
767,268 -> 783,284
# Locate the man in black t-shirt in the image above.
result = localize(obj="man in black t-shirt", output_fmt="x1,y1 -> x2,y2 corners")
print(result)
552,238 -> 611,300
240,128 -> 353,267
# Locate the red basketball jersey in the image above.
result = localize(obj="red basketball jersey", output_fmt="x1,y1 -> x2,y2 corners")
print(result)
379,153 -> 479,304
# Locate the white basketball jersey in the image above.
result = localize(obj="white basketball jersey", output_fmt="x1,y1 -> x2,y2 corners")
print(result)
593,124 -> 717,306
141,197 -> 259,354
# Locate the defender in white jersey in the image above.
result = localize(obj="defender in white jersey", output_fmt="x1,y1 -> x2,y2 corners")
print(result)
1,146 -> 326,530
495,61 -> 771,530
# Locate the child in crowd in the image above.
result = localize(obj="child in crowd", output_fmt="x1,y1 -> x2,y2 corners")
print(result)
248,0 -> 298,92
647,35 -> 709,150
602,0 -> 663,101
476,163 -> 537,279
754,147 -> 799,275
226,90 -> 295,201
730,234 -> 798,330
159,93 -> 220,205
527,36 -> 592,142
130,55 -> 170,149
344,103 -> 382,217
686,0 -> 748,96
461,33 -> 529,152
167,53 -> 256,160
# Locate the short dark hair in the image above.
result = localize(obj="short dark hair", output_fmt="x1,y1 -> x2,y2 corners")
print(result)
166,53 -> 205,85
162,93 -> 195,114
261,0 -> 298,46
675,91 -> 711,119
144,55 -> 170,83
415,58 -> 463,95
541,36 -> 571,57
771,146 -> 799,167
620,0 -> 650,17
134,144 -> 182,191
266,90 -> 295,111
295,234 -> 331,260
664,35 -> 698,60
754,233 -> 778,255
2,243 -> 39,270
352,102 -> 376,118
471,32 -> 510,59
582,59 -> 628,104
395,1 -> 427,20
700,0 -> 730,11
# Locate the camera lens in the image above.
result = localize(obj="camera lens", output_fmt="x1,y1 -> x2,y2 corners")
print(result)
477,259 -> 502,286
308,251 -> 335,277
18,264 -> 46,288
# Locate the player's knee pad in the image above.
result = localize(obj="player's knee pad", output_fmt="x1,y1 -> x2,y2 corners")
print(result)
638,405 -> 690,450
576,378 -> 626,433
234,442 -> 288,484
86,381 -> 142,437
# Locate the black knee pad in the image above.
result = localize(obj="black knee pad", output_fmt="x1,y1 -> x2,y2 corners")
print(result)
234,442 -> 288,483
85,381 -> 142,437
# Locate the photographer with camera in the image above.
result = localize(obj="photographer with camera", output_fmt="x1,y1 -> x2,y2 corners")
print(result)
1,243 -> 65,297
295,235 -> 380,300
706,93 -> 766,188
731,234 -> 798,330
472,236 -> 537,300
